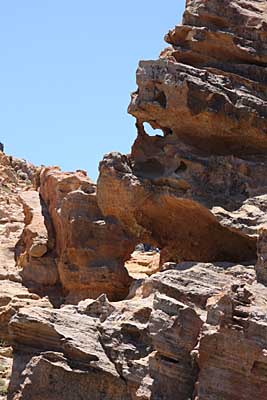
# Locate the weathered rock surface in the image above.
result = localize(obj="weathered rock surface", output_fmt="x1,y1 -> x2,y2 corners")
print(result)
256,228 -> 267,285
37,167 -> 134,303
131,0 -> 267,156
0,151 -> 54,399
16,190 -> 59,289
8,307 -> 130,400
98,152 -> 256,264
0,344 -> 12,400
2,0 -> 267,399
0,153 -> 52,341
126,250 -> 160,279
7,262 -> 267,400
97,0 -> 267,265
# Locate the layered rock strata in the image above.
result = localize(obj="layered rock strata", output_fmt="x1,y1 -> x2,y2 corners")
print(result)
0,152 -> 52,342
2,0 -> 267,399
98,152 -> 257,264
132,0 -> 267,155
96,0 -> 267,265
30,167 -> 133,303
0,151 -> 53,398
7,262 -> 267,400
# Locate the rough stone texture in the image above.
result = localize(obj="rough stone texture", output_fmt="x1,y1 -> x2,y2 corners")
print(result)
98,152 -> 256,264
8,307 -> 130,400
126,250 -> 160,279
0,345 -> 12,400
0,280 -> 51,341
256,228 -> 267,285
0,152 -> 54,399
2,0 -> 267,399
16,191 -> 58,289
130,0 -> 267,156
19,191 -> 49,259
7,263 -> 267,400
38,167 -> 134,303
96,0 -> 267,265
196,281 -> 267,400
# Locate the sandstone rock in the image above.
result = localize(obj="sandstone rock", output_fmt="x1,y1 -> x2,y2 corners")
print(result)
98,152 -> 256,264
16,190 -> 58,289
7,262 -> 267,400
20,191 -> 48,258
0,279 -> 52,341
38,167 -> 134,302
9,157 -> 36,183
77,294 -> 116,322
196,282 -> 267,400
96,0 -> 267,266
126,250 -> 160,279
8,306 -> 131,400
3,0 -> 267,399
148,292 -> 203,399
212,195 -> 267,236
256,228 -> 267,285
0,343 -> 11,400
130,0 -> 267,156
0,151 -> 54,400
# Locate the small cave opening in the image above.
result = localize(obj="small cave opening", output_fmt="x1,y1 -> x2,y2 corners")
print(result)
175,161 -> 188,174
125,243 -> 161,278
162,127 -> 173,136
144,122 -> 164,137
154,90 -> 167,108
134,158 -> 165,179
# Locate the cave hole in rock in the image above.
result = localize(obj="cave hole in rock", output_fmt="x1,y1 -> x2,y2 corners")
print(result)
154,90 -> 167,108
175,161 -> 188,174
125,243 -> 161,278
144,122 -> 164,137
135,243 -> 160,253
134,157 -> 165,179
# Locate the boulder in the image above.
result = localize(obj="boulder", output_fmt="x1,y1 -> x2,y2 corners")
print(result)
38,167 -> 134,302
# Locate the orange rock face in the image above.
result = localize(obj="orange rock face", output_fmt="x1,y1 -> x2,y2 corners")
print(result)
3,1 -> 267,400
98,152 -> 256,264
38,167 -> 134,303
126,250 -> 160,278
129,0 -> 267,156
96,0 -> 267,266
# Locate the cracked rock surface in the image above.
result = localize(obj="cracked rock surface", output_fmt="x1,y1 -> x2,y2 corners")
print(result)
2,0 -> 267,399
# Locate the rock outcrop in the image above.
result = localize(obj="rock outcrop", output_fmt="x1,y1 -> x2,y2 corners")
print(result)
37,167 -> 134,303
0,151 -> 53,397
98,152 -> 257,264
0,152 -> 52,341
131,0 -> 267,155
2,1 -> 267,399
7,262 -> 267,400
96,0 -> 267,265
17,190 -> 58,290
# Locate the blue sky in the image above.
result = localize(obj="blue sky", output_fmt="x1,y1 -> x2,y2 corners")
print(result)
0,1 -> 184,181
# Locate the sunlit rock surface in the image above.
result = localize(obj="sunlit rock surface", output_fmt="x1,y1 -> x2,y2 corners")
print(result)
2,1 -> 267,399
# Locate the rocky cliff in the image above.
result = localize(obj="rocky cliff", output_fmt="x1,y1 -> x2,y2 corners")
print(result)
1,0 -> 267,399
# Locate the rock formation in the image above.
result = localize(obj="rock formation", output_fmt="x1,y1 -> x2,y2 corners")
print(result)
0,152 -> 52,398
38,167 -> 133,303
98,0 -> 267,264
1,0 -> 267,399
7,262 -> 267,400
